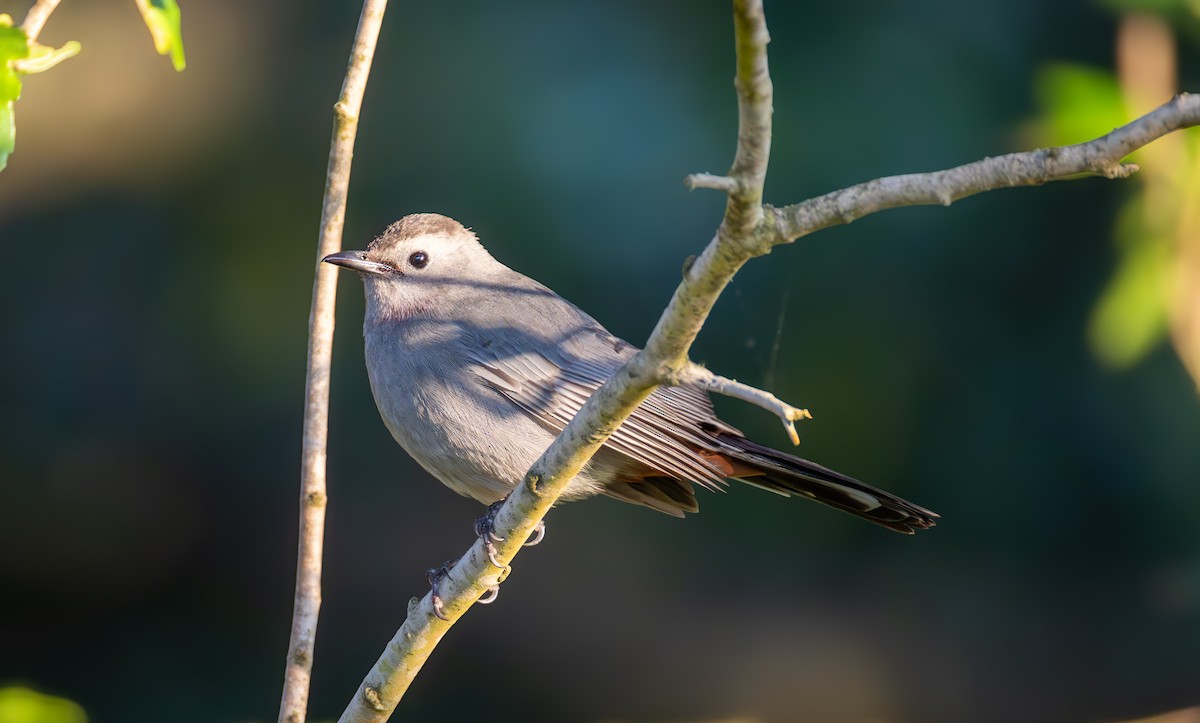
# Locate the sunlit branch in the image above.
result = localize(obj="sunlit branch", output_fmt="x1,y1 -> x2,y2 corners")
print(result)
279,1 -> 389,722
773,94 -> 1200,242
337,7 -> 1200,723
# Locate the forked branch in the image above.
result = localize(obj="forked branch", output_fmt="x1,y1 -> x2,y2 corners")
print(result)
338,2 -> 778,720
337,3 -> 1200,722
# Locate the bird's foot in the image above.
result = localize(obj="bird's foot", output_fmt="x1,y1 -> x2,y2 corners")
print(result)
427,557 -> 511,617
431,504 -> 547,620
474,500 -> 548,568
427,561 -> 457,621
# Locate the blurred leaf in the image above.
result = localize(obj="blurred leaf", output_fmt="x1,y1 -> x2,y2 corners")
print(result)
1088,197 -> 1172,368
1029,64 -> 1127,148
0,100 -> 13,171
0,15 -> 29,172
1028,62 -> 1193,372
0,686 -> 88,723
0,16 -> 28,100
13,39 -> 81,74
1164,128 -> 1200,388
134,0 -> 186,71
0,15 -> 79,170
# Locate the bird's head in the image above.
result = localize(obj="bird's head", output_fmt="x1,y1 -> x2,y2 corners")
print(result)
323,213 -> 495,322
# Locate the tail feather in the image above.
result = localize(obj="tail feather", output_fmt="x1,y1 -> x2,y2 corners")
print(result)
714,433 -> 938,534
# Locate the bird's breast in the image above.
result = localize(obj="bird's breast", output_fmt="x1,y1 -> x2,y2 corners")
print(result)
362,324 -> 561,502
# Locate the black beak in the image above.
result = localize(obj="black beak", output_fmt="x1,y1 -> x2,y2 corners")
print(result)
322,250 -> 394,276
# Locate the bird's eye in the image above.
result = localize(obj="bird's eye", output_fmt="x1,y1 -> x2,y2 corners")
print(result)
408,251 -> 429,269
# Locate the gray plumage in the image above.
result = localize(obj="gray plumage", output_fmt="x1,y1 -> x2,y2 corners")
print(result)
325,213 -> 937,534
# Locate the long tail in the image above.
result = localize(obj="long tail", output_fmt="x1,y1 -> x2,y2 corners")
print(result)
714,433 -> 938,534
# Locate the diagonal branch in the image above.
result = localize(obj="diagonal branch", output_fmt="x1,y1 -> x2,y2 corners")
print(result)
337,2 -> 777,721
772,93 -> 1200,242
279,2 -> 388,722
338,6 -> 1200,723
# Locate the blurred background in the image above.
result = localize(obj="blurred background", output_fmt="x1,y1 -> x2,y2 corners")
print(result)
2,0 -> 1199,721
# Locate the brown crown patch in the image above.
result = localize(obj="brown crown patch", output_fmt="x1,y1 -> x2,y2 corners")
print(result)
369,213 -> 469,251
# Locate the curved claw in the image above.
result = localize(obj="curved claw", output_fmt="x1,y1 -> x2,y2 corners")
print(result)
523,520 -> 546,547
485,543 -> 504,569
427,564 -> 453,621
478,585 -> 500,605
431,596 -> 449,621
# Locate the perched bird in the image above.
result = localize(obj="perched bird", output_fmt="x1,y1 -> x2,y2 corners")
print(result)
325,213 -> 937,535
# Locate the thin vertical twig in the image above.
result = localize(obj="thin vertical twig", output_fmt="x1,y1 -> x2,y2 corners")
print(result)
19,0 -> 62,42
278,1 -> 388,722
722,0 -> 773,236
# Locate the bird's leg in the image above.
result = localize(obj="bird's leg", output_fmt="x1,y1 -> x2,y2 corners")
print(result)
474,500 -> 508,568
426,560 -> 458,621
474,500 -> 548,568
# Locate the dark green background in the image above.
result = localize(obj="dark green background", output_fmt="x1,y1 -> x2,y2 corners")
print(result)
2,1 -> 1198,721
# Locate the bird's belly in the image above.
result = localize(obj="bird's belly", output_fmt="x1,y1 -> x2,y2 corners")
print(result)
367,362 -> 609,504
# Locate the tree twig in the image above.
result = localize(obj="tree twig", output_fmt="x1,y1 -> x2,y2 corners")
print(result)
19,0 -> 61,42
721,0 -> 773,239
678,363 -> 811,446
772,93 -> 1200,242
685,172 -> 739,192
337,5 -> 1200,722
279,2 -> 388,722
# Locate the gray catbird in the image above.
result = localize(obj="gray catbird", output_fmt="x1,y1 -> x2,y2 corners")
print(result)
325,214 -> 937,534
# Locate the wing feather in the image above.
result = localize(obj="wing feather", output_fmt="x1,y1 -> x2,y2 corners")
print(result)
466,340 -> 727,488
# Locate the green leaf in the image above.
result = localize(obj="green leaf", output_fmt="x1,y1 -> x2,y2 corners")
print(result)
1030,64 -> 1127,148
0,17 -> 30,99
135,0 -> 186,71
1088,198 -> 1172,368
0,15 -> 80,170
0,15 -> 80,171
0,99 -> 14,171
14,39 -> 81,74
0,686 -> 88,723
0,18 -> 29,171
